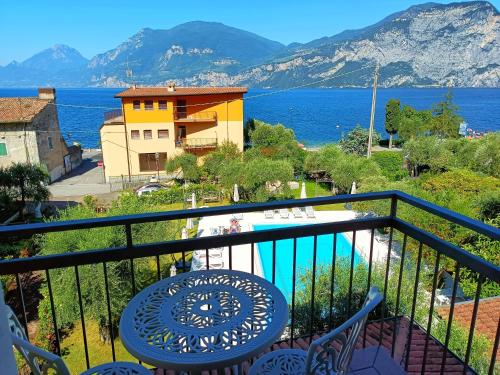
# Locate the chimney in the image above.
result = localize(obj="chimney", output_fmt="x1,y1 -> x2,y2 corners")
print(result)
38,88 -> 56,101
167,81 -> 176,92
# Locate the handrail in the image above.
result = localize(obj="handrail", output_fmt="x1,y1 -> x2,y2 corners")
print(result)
174,110 -> 217,121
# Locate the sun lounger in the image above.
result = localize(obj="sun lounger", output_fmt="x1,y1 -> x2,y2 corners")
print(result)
234,213 -> 244,220
305,206 -> 315,218
264,210 -> 274,219
279,208 -> 289,219
292,207 -> 303,218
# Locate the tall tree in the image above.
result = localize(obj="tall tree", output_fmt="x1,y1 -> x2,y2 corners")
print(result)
0,163 -> 50,217
340,125 -> 380,156
431,90 -> 463,138
385,99 -> 401,148
164,153 -> 201,183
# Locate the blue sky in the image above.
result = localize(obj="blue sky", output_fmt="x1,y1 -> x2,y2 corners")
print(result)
1,0 -> 498,65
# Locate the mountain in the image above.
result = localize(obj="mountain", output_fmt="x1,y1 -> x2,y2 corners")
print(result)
86,21 -> 285,87
0,45 -> 89,87
1,2 -> 499,88
219,1 -> 499,88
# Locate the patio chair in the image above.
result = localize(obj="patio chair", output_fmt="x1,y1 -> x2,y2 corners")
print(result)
292,207 -> 303,218
279,208 -> 290,219
7,306 -> 150,375
249,287 -> 404,375
264,210 -> 274,219
305,206 -> 315,218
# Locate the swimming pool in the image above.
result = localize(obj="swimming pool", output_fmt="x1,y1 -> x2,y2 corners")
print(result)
254,224 -> 362,303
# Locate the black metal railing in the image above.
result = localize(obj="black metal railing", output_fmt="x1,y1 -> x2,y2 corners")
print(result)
0,191 -> 498,374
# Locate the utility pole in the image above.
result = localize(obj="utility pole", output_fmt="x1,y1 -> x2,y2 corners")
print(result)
367,63 -> 379,158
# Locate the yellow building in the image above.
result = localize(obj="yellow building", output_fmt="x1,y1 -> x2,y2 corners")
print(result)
100,84 -> 247,182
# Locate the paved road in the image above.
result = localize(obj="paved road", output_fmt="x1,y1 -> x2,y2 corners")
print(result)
49,151 -> 111,198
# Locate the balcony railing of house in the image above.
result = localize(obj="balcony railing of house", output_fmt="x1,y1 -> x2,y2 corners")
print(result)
178,138 -> 218,149
103,109 -> 123,122
173,110 -> 217,122
0,191 -> 498,374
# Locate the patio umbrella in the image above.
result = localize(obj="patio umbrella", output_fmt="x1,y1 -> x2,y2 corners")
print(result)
191,192 -> 197,209
233,184 -> 239,203
181,227 -> 188,239
351,181 -> 357,194
170,263 -> 177,277
300,182 -> 307,199
186,216 -> 193,230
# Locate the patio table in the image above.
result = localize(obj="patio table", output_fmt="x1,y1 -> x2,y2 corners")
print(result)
119,269 -> 288,374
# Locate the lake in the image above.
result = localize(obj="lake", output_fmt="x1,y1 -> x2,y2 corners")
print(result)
0,87 -> 498,148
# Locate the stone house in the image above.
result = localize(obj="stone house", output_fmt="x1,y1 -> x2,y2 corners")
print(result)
0,88 -> 81,182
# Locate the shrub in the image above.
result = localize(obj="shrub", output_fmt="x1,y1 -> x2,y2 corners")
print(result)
371,151 -> 407,181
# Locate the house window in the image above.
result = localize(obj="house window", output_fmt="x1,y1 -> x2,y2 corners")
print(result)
143,130 -> 153,140
48,136 -> 53,150
145,100 -> 154,110
133,100 -> 141,110
158,100 -> 167,110
158,129 -> 169,139
0,142 -> 7,156
139,152 -> 167,172
131,130 -> 140,140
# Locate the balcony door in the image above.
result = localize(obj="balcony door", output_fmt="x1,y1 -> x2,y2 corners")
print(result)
176,99 -> 187,119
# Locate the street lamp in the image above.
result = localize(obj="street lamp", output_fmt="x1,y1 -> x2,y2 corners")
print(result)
336,124 -> 344,142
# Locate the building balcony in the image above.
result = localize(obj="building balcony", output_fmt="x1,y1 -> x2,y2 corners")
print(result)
0,192 -> 498,374
173,110 -> 217,123
103,109 -> 124,124
176,137 -> 218,150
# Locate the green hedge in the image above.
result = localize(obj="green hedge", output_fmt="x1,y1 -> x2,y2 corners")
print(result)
145,183 -> 222,205
371,151 -> 407,181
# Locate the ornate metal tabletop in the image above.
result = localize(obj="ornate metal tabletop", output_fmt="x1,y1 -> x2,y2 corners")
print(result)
119,269 -> 289,372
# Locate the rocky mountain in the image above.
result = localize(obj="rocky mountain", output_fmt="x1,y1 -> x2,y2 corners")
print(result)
1,2 -> 498,88
195,1 -> 500,88
0,44 -> 89,87
87,21 -> 285,87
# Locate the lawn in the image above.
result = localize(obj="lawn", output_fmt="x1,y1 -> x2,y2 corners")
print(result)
291,180 -> 345,211
61,320 -> 154,373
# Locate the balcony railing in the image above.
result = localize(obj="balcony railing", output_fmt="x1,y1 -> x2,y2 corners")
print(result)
176,138 -> 218,149
173,110 -> 217,122
103,109 -> 123,123
0,191 -> 498,374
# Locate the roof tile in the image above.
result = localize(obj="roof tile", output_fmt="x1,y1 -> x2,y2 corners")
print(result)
0,97 -> 50,123
115,86 -> 248,98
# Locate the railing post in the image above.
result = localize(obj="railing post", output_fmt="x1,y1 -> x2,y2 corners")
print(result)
390,194 -> 398,219
0,282 -> 18,375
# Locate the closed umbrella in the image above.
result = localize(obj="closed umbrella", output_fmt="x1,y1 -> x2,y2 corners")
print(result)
351,181 -> 357,194
186,216 -> 193,230
170,263 -> 177,277
181,227 -> 188,239
191,192 -> 196,209
300,182 -> 307,199
233,184 -> 239,203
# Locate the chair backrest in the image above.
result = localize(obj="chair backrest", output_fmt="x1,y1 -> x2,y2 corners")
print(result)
304,287 -> 383,375
7,305 -> 70,375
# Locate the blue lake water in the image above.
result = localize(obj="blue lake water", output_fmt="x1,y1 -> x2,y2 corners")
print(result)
0,87 -> 498,148
255,224 -> 362,303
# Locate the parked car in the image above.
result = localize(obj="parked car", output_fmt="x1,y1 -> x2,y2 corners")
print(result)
135,183 -> 163,196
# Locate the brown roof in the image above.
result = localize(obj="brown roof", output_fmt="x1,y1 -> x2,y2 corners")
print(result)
437,296 -> 500,359
115,86 -> 248,98
0,97 -> 50,123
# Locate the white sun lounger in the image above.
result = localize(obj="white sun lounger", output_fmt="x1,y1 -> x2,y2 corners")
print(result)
279,208 -> 290,219
264,210 -> 274,219
292,207 -> 303,218
234,213 -> 244,220
305,206 -> 315,218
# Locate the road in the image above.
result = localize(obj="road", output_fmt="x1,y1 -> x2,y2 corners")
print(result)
48,150 -> 113,198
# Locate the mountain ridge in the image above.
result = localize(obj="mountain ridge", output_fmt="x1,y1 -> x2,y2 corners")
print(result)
1,1 -> 498,88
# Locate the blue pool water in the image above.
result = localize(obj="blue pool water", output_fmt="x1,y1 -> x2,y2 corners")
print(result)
254,224 -> 362,302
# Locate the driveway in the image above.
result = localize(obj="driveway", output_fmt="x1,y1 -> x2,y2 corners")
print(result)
49,150 -> 112,198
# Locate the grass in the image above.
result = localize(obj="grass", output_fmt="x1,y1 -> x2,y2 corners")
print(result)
291,180 -> 345,211
61,320 -> 154,373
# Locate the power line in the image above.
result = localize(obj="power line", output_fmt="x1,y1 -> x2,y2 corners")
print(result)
32,63 -> 374,111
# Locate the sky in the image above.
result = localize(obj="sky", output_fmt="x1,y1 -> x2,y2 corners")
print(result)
1,0 -> 498,65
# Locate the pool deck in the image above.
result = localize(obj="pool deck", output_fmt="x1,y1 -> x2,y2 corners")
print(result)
194,208 -> 395,276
